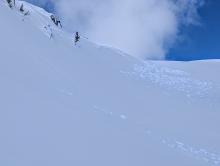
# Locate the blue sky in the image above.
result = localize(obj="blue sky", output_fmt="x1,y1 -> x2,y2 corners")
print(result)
167,0 -> 220,61
25,0 -> 220,61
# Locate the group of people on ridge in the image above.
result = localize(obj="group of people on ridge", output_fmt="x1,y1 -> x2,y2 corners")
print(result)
50,15 -> 80,45
6,0 -> 81,45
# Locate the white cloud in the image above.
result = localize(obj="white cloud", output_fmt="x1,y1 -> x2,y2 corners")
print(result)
28,0 -> 204,59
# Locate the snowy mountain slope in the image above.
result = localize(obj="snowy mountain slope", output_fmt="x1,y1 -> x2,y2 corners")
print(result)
0,1 -> 220,165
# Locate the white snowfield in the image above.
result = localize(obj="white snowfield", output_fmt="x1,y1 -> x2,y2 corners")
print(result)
0,1 -> 220,166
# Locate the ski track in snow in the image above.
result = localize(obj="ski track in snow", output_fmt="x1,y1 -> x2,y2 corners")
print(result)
121,62 -> 213,98
92,105 -> 220,165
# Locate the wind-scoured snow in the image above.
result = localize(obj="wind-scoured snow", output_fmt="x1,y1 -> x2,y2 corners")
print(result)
123,62 -> 213,98
0,1 -> 220,166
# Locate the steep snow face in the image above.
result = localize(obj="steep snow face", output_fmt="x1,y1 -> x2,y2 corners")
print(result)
0,1 -> 220,166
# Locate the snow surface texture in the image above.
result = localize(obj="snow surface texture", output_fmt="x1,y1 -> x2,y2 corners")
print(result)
121,62 -> 213,98
0,1 -> 220,166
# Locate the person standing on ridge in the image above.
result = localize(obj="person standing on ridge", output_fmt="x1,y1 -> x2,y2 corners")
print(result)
50,15 -> 62,28
56,20 -> 62,28
74,32 -> 80,45
6,0 -> 12,8
50,15 -> 56,24
6,0 -> 15,8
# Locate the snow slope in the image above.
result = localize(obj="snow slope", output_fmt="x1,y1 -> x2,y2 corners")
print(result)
0,1 -> 220,165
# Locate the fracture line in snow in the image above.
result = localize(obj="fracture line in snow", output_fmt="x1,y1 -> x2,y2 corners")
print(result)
92,105 -> 220,165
